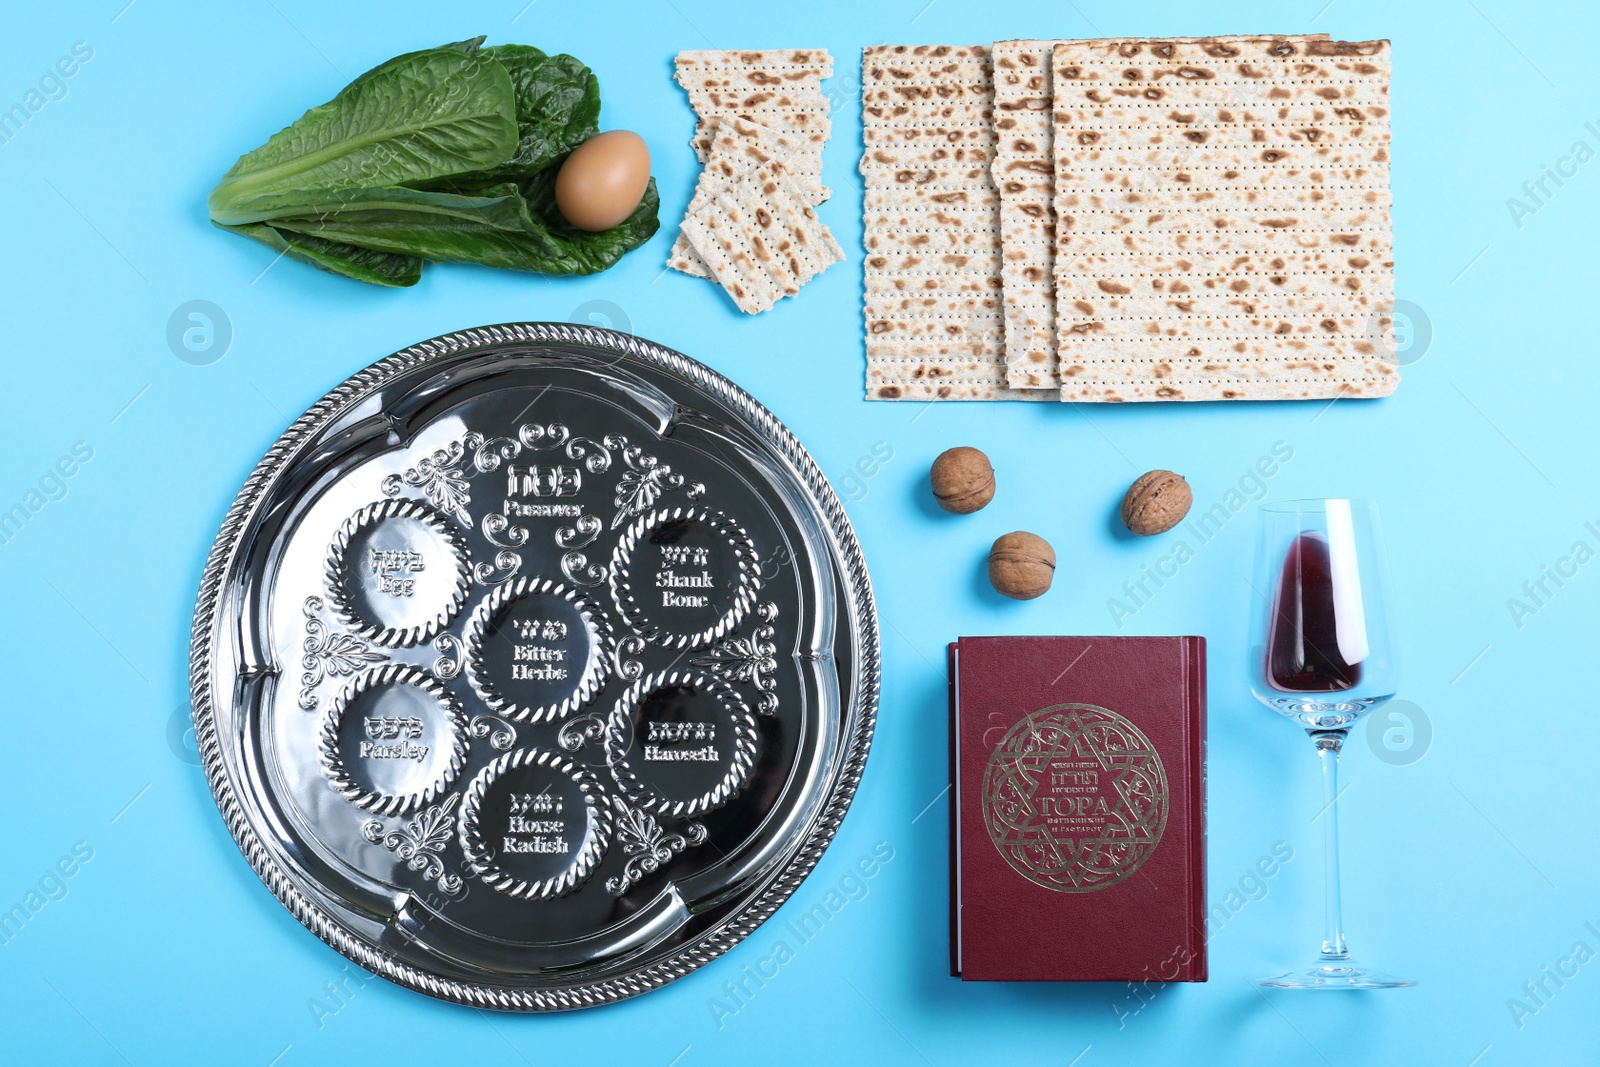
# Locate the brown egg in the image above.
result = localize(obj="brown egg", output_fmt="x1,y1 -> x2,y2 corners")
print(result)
554,130 -> 651,232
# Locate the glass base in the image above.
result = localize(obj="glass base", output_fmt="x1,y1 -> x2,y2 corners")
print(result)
1257,959 -> 1416,990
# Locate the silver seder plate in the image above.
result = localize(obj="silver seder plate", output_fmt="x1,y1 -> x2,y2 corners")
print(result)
189,324 -> 879,1010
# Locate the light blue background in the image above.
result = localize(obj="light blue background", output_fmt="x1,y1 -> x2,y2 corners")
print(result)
0,0 -> 1594,1063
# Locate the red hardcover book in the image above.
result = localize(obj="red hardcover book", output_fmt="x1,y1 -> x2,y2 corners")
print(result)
949,636 -> 1207,982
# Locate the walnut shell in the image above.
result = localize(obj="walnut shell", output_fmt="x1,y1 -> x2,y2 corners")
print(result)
988,531 -> 1055,600
930,446 -> 995,514
1121,470 -> 1192,536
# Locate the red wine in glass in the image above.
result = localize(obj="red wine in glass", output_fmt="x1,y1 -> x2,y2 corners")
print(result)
1267,532 -> 1362,693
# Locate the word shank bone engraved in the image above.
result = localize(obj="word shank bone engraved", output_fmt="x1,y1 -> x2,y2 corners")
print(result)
610,507 -> 761,651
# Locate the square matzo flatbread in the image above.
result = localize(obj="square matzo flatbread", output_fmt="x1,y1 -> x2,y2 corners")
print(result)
991,36 -> 1332,391
1051,36 -> 1396,401
861,44 -> 1048,401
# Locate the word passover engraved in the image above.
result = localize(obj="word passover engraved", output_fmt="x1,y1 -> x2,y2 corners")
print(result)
657,543 -> 713,608
505,463 -> 584,519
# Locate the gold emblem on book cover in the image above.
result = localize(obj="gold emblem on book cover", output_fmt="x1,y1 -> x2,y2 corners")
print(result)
982,703 -> 1169,893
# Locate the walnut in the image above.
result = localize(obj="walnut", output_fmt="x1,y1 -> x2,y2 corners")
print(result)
1121,470 -> 1192,536
930,446 -> 995,514
988,531 -> 1055,600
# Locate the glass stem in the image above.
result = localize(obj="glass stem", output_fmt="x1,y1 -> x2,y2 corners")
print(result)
1313,729 -> 1350,961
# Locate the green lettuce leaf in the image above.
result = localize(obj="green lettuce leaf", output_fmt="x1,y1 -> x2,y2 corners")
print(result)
478,45 -> 600,178
218,222 -> 422,286
272,177 -> 660,275
211,183 -> 532,229
208,47 -> 517,221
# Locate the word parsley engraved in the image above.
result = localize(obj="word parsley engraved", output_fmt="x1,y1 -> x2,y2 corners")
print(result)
657,543 -> 714,608
510,617 -> 570,681
360,715 -> 428,763
504,793 -> 568,855
368,547 -> 425,596
644,720 -> 718,763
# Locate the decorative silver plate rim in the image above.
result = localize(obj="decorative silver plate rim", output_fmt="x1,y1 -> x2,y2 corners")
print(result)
188,323 -> 881,1011
605,669 -> 758,819
324,498 -> 472,648
457,746 -> 613,900
463,574 -> 614,724
317,663 -> 470,816
608,505 -> 760,651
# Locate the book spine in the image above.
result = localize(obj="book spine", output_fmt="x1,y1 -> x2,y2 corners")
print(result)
1187,635 -> 1209,982
947,641 -> 960,978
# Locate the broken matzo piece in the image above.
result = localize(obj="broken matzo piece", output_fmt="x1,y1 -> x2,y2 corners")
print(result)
680,160 -> 843,315
668,115 -> 822,279
1050,36 -> 1396,401
674,49 -> 833,200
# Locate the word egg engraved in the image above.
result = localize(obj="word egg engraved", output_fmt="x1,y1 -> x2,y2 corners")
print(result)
368,547 -> 425,597
326,499 -> 470,647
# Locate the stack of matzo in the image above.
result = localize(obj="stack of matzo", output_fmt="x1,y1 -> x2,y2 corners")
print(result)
861,36 -> 1396,401
670,50 -> 844,313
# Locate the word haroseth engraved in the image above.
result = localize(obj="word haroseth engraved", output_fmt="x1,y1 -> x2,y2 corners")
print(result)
983,704 -> 1169,893
645,720 -> 717,762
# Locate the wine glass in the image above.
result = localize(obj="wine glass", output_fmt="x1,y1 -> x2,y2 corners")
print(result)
1249,499 -> 1414,990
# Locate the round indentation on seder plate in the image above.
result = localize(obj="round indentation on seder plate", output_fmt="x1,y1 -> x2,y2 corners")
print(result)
325,499 -> 470,648
465,576 -> 612,724
609,506 -> 759,651
319,665 -> 470,816
458,747 -> 612,900
606,670 -> 757,819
